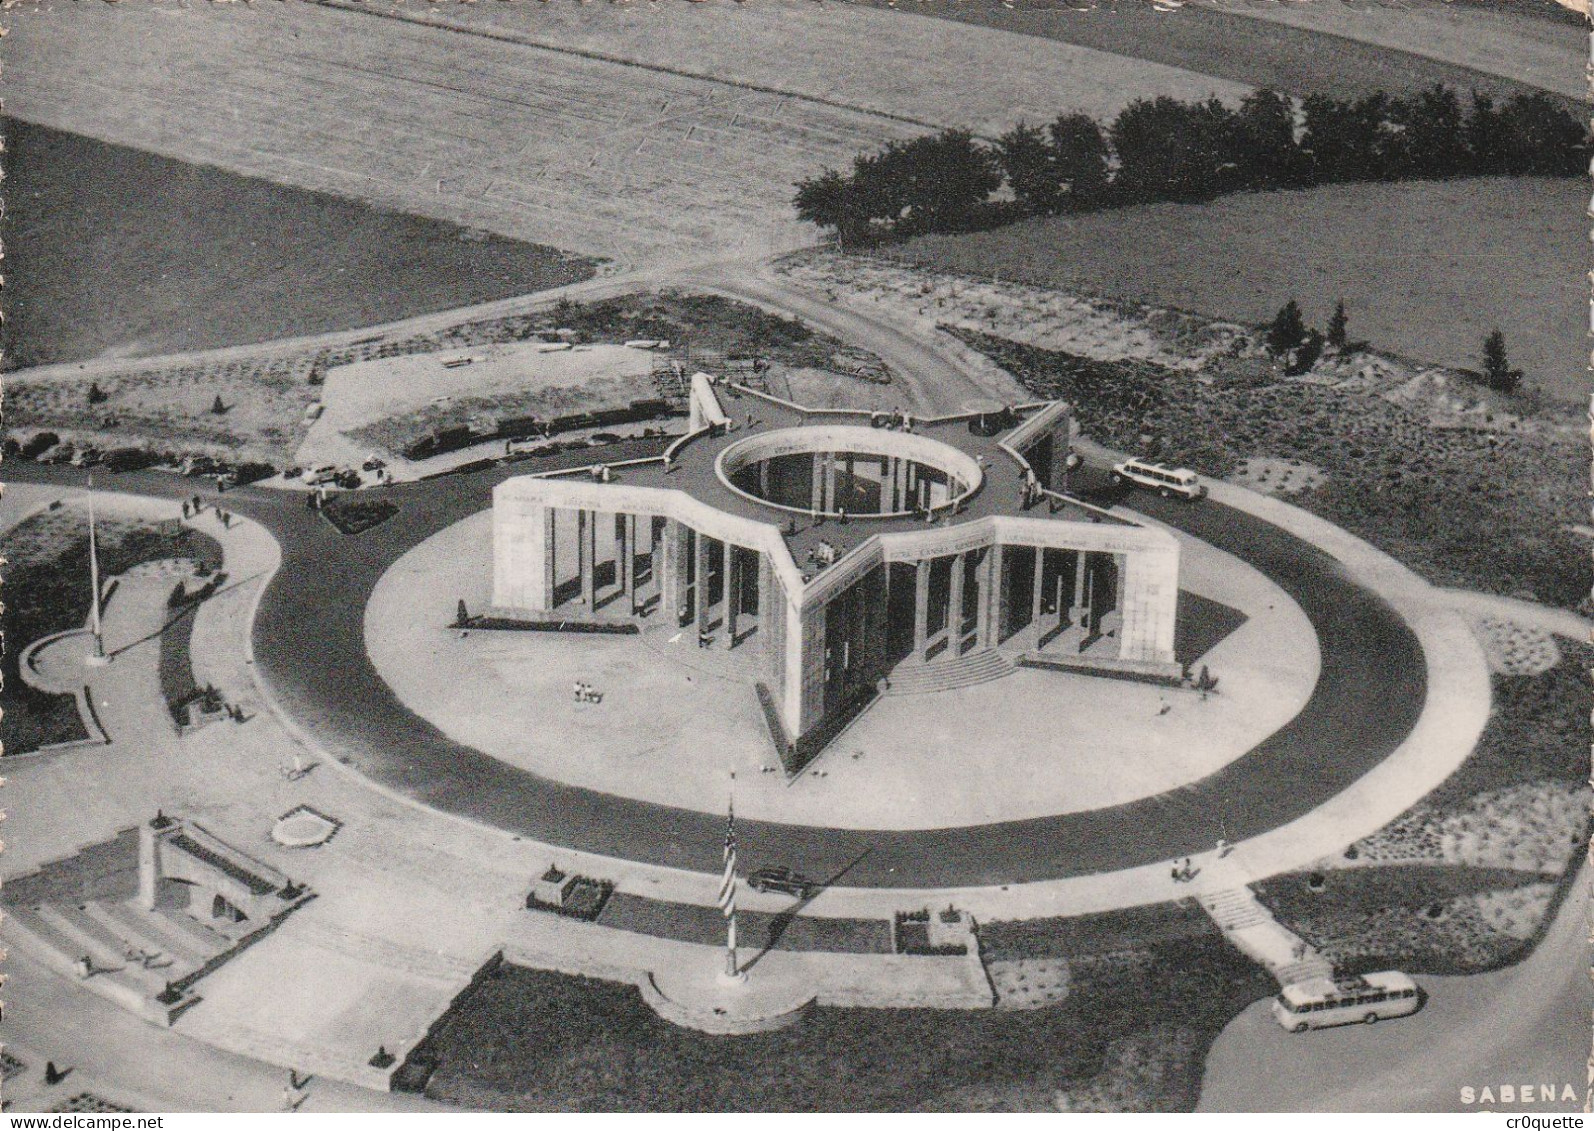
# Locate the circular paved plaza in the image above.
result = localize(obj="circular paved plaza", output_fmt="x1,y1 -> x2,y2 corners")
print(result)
367,509 -> 1318,829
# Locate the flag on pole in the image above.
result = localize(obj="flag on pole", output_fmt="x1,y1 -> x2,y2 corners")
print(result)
718,797 -> 738,920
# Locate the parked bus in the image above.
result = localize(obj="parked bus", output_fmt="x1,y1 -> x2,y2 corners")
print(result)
1272,971 -> 1421,1032
1111,457 -> 1205,500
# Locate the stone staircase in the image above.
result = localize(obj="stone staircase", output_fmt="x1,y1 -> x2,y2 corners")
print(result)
1198,887 -> 1271,932
1197,886 -> 1335,988
886,649 -> 1014,696
11,900 -> 235,995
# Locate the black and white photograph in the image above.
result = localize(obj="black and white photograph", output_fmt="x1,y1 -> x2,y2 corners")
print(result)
0,0 -> 1588,1115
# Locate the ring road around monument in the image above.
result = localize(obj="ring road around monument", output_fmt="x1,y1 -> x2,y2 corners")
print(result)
235,377 -> 1427,889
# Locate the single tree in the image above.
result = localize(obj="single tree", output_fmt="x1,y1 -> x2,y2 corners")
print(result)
1482,329 -> 1523,393
1266,300 -> 1308,356
995,121 -> 1060,214
793,167 -> 867,245
88,381 -> 108,405
1326,301 -> 1349,350
1495,93 -> 1588,176
1288,328 -> 1325,376
1047,113 -> 1112,208
211,394 -> 227,415
1227,88 -> 1303,190
1388,84 -> 1468,179
457,598 -> 470,627
1110,96 -> 1235,203
1464,91 -> 1508,175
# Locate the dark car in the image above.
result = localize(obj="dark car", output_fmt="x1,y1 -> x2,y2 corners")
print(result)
747,867 -> 816,899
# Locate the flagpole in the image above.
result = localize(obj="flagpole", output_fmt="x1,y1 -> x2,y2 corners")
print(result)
85,473 -> 108,665
718,772 -> 746,984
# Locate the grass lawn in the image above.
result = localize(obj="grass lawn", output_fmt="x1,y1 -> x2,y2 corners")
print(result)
900,177 -> 1586,404
598,892 -> 892,955
1430,642 -> 1591,807
1254,864 -> 1562,976
1,118 -> 595,370
980,899 -> 1216,962
407,937 -> 1271,1111
954,330 -> 1588,610
2,510 -> 223,754
1255,642 -> 1589,976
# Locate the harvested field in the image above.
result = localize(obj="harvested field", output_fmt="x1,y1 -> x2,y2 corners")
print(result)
396,0 -> 1246,135
0,119 -> 594,370
2,0 -> 1255,272
0,1 -> 915,269
1188,0 -> 1587,101
895,177 -> 1586,403
855,0 -> 1584,108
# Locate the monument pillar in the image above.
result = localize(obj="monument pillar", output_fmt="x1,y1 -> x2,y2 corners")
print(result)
695,531 -> 711,632
913,558 -> 931,660
620,513 -> 636,612
1030,546 -> 1045,633
579,509 -> 595,607
723,541 -> 738,648
947,550 -> 966,650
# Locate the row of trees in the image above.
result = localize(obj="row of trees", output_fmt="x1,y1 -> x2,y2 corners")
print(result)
794,86 -> 1587,243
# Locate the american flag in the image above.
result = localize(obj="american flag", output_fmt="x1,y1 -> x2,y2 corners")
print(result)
718,797 -> 738,920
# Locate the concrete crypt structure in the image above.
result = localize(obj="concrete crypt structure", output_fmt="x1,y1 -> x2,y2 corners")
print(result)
493,376 -> 1182,770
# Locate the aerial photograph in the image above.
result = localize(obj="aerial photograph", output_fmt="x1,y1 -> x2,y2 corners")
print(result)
0,0 -> 1587,1114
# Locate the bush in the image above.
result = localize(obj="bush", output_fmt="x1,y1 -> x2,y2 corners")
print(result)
20,431 -> 60,459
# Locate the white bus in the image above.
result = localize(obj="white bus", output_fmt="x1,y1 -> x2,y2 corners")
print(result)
1272,972 -> 1421,1032
1111,458 -> 1206,500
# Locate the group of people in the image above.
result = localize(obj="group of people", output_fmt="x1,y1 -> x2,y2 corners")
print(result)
572,680 -> 603,704
181,496 -> 234,529
871,408 -> 915,433
806,540 -> 838,569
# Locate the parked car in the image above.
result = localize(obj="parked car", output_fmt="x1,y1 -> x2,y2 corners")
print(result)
747,867 -> 817,899
1111,458 -> 1206,501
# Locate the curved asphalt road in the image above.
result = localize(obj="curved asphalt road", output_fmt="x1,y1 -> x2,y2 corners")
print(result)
9,457 -> 1425,888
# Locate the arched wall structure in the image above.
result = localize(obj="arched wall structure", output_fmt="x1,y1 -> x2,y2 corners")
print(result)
493,382 -> 1181,768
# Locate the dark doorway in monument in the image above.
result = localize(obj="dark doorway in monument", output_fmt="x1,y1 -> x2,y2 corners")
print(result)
957,549 -> 984,654
924,556 -> 954,661
885,562 -> 917,669
1000,545 -> 1036,643
822,566 -> 888,720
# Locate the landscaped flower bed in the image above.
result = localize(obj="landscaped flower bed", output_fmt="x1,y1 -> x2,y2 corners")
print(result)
320,495 -> 399,536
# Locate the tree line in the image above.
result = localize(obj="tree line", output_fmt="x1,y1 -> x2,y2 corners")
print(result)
794,86 -> 1588,244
